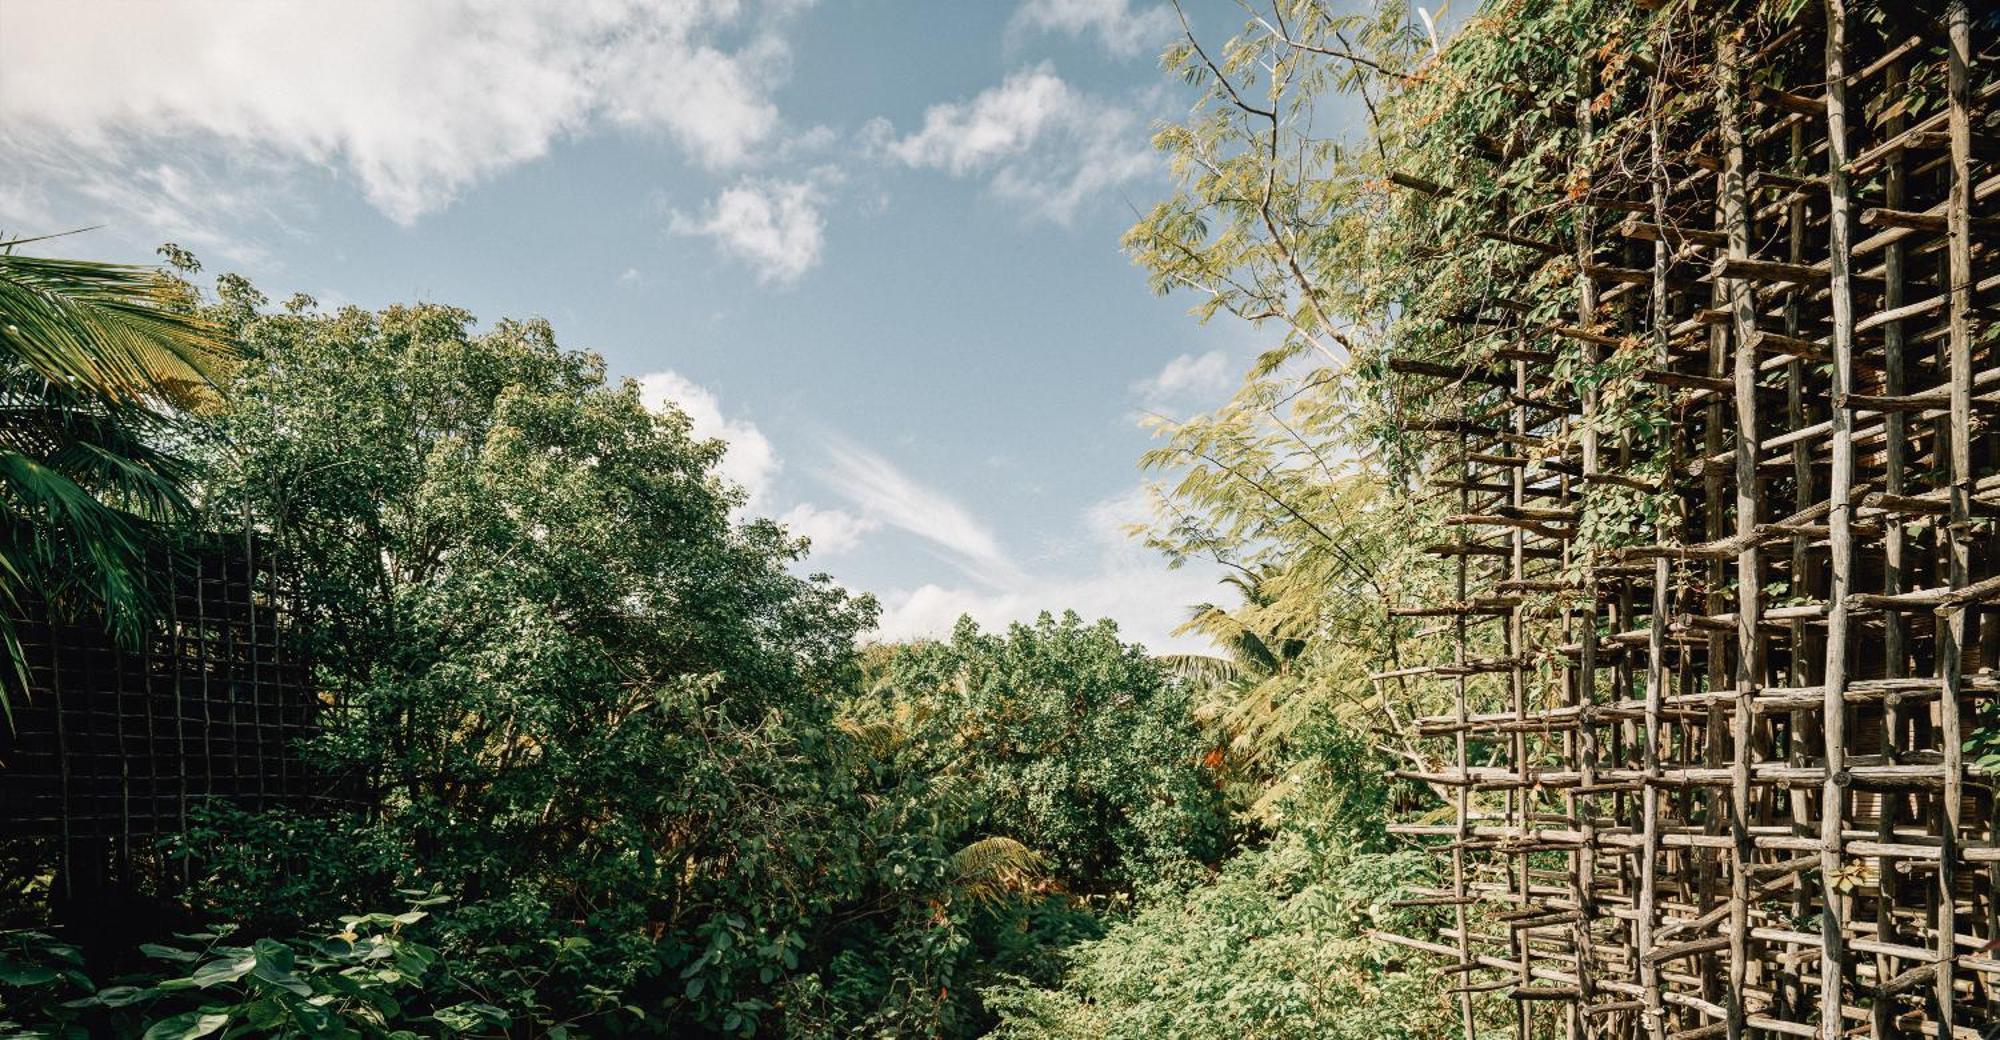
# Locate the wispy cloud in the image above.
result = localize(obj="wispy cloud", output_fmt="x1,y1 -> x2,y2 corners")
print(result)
669,177 -> 826,285
874,64 -> 1155,224
806,444 -> 1223,651
868,483 -> 1221,653
1009,0 -> 1178,59
1132,350 -> 1233,408
778,502 -> 879,556
820,441 -> 1025,588
0,0 -> 811,226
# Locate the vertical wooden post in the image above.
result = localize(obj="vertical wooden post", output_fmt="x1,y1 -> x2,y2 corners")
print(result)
1873,49 -> 1911,1040
1570,59 -> 1601,1040
1454,427 -> 1477,1040
1510,355 -> 1531,1040
1818,2 -> 1857,1034
1936,1 -> 1972,1029
1638,46 -> 1671,1040
1717,28 -> 1758,1040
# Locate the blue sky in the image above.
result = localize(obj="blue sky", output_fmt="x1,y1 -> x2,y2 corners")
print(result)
0,0 -> 1297,651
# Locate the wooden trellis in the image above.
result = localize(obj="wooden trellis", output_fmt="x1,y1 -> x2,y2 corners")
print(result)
0,535 -> 319,875
1376,3 -> 1999,1038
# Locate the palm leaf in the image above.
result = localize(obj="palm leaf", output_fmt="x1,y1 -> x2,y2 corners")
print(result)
1157,652 -> 1245,686
0,247 -> 234,409
0,243 -> 239,722
949,836 -> 1046,907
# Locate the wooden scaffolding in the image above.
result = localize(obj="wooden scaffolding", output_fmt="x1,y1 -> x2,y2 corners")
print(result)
1375,2 -> 1998,1037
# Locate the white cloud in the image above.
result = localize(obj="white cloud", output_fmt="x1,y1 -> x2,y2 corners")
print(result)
804,445 -> 1223,652
888,66 -> 1073,174
868,484 -> 1222,653
1010,0 -> 1178,59
636,370 -> 779,509
820,442 -> 1025,588
669,177 -> 825,284
1133,350 -> 1234,406
0,0 -> 808,226
778,503 -> 879,555
881,64 -> 1155,223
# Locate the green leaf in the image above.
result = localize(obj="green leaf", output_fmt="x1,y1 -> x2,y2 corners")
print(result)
0,963 -> 61,986
141,1011 -> 230,1040
189,954 -> 257,988
140,944 -> 202,963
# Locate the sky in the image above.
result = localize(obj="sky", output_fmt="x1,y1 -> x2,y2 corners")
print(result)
0,0 -> 1298,652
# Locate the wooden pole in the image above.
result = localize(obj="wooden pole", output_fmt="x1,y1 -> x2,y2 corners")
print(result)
1817,3 -> 1857,1034
1936,2 -> 1972,1030
1639,42 -> 1672,1040
1717,29 -> 1759,1040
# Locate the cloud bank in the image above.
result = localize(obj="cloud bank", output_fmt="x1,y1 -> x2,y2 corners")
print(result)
0,0 -> 807,225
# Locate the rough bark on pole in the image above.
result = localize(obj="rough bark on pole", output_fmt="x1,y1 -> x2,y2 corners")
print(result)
1570,59 -> 1601,1040
1936,1 -> 1971,1030
1873,50 -> 1911,1040
1639,45 -> 1671,1040
1510,353 -> 1531,1040
1817,3 -> 1856,1035
1717,28 -> 1758,1040
1454,427 -> 1477,1040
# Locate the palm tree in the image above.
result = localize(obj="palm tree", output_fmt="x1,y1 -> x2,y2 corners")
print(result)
0,237 -> 238,721
1160,566 -> 1309,688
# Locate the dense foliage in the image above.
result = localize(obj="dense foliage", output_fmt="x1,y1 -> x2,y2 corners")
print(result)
0,269 -> 1227,1036
855,614 -> 1226,894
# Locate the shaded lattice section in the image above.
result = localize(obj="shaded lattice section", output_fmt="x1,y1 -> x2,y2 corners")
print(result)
0,536 -> 319,840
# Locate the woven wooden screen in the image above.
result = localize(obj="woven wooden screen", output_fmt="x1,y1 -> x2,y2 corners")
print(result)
0,536 -> 316,842
1375,3 -> 1998,1038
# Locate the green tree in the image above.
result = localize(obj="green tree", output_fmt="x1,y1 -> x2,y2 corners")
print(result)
187,277 -> 877,1035
859,613 -> 1226,894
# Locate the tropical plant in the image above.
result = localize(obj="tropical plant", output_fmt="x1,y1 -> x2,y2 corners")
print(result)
0,239 -> 237,719
0,895 -> 529,1039
985,725 -> 1467,1040
857,613 -> 1228,895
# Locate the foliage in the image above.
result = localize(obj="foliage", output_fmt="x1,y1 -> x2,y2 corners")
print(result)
0,897 -> 495,1039
791,613 -> 1223,1037
985,727 -> 1467,1040
179,277 -> 877,1034
0,241 -> 238,718
857,613 -> 1228,894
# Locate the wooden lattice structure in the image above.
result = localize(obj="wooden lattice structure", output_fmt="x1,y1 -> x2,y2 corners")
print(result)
1375,3 -> 1999,1037
0,535 -> 318,864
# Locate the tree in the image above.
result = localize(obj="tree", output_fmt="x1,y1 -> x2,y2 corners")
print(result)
0,239 -> 238,719
188,277 -> 877,1035
858,612 -> 1226,894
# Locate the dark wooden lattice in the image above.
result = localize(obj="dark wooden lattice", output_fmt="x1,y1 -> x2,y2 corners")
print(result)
0,536 -> 317,842
1376,3 -> 1999,1038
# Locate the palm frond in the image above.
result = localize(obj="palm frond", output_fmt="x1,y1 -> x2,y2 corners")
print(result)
1157,652 -> 1245,686
949,836 -> 1046,907
0,244 -> 238,722
0,249 -> 235,409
